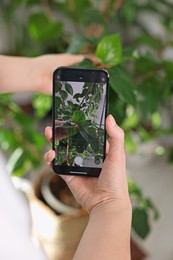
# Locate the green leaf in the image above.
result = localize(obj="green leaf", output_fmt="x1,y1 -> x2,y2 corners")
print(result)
13,111 -> 33,128
67,35 -> 88,54
96,34 -> 122,66
141,198 -> 159,220
32,93 -> 52,118
28,13 -> 63,43
65,83 -> 73,95
55,96 -> 62,107
7,148 -> 25,175
60,90 -> 68,100
128,178 -> 142,197
72,110 -> 86,126
137,77 -> 161,119
55,82 -> 61,92
73,93 -> 81,101
122,47 -> 136,62
132,208 -> 150,239
108,88 -> 127,125
135,54 -> 158,74
108,66 -> 136,107
122,110 -> 139,131
125,133 -> 137,153
79,127 -> 99,151
67,127 -> 78,137
136,34 -> 160,49
0,94 -> 13,104
74,58 -> 95,69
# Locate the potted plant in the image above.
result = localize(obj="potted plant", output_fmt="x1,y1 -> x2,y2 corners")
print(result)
29,168 -> 89,260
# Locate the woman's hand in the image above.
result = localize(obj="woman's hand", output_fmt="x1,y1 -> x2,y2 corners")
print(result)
35,54 -> 84,94
45,114 -> 132,259
44,114 -> 131,215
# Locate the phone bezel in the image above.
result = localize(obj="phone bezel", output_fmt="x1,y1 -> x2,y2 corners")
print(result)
52,67 -> 109,177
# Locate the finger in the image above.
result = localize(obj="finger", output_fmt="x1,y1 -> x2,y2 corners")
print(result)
99,115 -> 127,192
44,150 -> 55,166
105,114 -> 125,164
100,115 -> 126,180
83,54 -> 100,65
45,126 -> 52,143
65,54 -> 84,65
106,140 -> 110,155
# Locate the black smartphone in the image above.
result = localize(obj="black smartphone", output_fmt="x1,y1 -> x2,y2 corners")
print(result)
52,67 -> 109,177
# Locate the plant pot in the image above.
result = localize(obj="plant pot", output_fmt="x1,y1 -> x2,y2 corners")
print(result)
40,172 -> 81,215
131,238 -> 146,260
28,168 -> 89,260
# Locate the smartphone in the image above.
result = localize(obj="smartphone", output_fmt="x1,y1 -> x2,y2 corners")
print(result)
52,67 -> 109,177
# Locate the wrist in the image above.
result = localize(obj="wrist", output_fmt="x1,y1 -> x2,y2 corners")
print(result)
33,56 -> 52,94
89,199 -> 132,237
27,56 -> 46,93
74,200 -> 132,260
90,198 -> 132,220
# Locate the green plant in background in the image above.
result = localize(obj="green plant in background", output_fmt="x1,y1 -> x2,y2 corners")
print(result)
128,178 -> 159,239
1,0 -> 173,239
0,94 -> 47,175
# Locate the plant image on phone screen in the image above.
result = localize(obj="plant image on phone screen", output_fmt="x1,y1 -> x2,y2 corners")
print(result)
52,67 -> 108,177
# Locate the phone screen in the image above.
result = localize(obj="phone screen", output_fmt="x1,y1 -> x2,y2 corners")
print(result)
52,67 -> 108,177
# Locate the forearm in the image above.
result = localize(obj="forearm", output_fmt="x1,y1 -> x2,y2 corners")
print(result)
73,204 -> 132,260
0,53 -> 84,94
0,55 -> 39,93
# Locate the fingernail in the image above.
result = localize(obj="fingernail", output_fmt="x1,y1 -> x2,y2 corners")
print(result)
45,126 -> 50,134
109,114 -> 116,127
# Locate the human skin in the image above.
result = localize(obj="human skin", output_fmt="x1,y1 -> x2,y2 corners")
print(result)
45,114 -> 132,260
0,54 -> 83,94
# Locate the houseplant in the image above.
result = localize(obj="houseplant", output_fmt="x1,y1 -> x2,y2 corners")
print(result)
29,168 -> 89,260
0,0 -> 173,251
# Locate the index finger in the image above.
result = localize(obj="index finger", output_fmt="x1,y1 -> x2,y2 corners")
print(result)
45,126 -> 52,143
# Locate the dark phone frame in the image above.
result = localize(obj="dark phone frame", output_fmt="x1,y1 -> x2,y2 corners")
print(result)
52,67 -> 109,177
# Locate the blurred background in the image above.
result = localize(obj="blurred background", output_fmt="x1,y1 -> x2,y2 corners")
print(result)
0,0 -> 173,259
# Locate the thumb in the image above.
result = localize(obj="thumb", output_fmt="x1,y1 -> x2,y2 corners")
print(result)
100,115 -> 126,181
106,114 -> 125,164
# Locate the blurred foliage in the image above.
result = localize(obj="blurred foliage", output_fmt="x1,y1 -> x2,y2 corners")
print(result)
129,177 -> 159,239
0,94 -> 47,176
0,0 -> 173,239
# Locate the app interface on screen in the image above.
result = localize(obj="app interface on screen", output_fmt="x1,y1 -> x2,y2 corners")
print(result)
54,80 -> 107,168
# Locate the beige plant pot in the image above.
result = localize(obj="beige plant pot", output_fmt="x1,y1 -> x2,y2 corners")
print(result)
28,169 -> 89,260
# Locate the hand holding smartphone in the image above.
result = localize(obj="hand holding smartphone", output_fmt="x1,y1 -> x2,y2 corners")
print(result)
52,67 -> 109,177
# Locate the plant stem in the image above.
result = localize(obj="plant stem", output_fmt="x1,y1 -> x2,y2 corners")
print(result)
77,83 -> 94,110
66,136 -> 70,165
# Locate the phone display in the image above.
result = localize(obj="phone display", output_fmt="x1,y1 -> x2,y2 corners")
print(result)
52,67 -> 109,177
